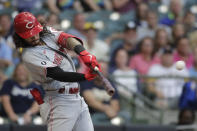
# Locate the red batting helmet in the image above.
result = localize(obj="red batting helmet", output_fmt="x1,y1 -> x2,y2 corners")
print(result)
14,12 -> 43,39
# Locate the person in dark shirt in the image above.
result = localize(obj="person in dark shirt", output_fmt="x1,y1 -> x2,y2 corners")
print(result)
179,81 -> 197,110
0,63 -> 40,124
80,60 -> 120,122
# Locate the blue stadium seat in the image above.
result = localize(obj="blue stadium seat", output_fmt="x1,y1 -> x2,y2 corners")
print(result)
59,9 -> 77,21
86,10 -> 112,22
148,2 -> 161,13
184,0 -> 197,11
119,10 -> 136,23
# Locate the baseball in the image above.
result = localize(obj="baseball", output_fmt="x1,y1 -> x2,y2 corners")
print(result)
175,60 -> 185,70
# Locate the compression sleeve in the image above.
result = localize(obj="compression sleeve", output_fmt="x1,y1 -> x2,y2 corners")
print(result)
74,44 -> 86,55
46,66 -> 86,82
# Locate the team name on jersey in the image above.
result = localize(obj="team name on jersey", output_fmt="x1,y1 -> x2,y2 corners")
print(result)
53,52 -> 63,65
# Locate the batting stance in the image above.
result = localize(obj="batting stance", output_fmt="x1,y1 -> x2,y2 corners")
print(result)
13,12 -> 101,131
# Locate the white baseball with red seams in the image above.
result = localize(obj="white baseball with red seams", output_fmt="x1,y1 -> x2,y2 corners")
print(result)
175,60 -> 185,70
22,27 -> 94,131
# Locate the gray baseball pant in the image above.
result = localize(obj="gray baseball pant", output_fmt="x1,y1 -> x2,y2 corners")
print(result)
40,93 -> 94,131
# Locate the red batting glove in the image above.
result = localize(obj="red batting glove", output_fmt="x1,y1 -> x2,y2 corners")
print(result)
79,50 -> 101,72
84,68 -> 97,81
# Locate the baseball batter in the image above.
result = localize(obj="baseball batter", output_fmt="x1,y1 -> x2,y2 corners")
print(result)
13,12 -> 101,131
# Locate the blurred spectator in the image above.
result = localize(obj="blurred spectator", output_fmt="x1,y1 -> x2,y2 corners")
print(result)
179,81 -> 197,110
189,47 -> 197,78
35,12 -> 47,25
0,71 -> 7,88
12,0 -> 44,12
0,13 -> 14,49
177,109 -> 195,131
173,36 -> 194,69
80,60 -> 120,123
0,0 -> 11,10
148,48 -> 189,108
107,21 -> 138,71
171,23 -> 185,48
106,21 -> 137,48
0,63 -> 40,124
189,31 -> 197,49
129,37 -> 160,75
80,0 -> 112,12
111,0 -> 145,14
112,48 -> 137,98
137,11 -> 171,41
183,11 -> 197,35
46,13 -> 61,30
160,0 -> 184,26
135,2 -> 149,27
161,0 -> 186,7
83,22 -> 109,61
154,28 -> 171,56
67,13 -> 86,40
0,25 -> 13,79
47,0 -> 83,14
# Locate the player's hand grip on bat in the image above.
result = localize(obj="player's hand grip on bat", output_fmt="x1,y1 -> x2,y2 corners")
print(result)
84,68 -> 97,81
79,50 -> 101,72
73,44 -> 101,71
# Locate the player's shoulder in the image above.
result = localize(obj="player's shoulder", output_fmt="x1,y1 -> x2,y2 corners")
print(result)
22,47 -> 42,62
22,48 -> 34,58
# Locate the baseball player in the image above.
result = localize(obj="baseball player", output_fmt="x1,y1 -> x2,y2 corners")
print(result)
13,12 -> 101,131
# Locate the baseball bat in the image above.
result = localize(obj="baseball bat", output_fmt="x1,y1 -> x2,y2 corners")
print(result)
94,67 -> 115,96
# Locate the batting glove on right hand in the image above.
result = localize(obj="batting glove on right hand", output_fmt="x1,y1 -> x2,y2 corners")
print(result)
84,68 -> 97,81
79,50 -> 101,72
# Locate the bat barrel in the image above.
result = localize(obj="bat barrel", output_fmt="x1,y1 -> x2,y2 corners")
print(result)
94,67 -> 115,96
108,89 -> 115,96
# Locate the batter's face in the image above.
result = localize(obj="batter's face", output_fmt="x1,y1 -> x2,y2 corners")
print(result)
25,33 -> 40,46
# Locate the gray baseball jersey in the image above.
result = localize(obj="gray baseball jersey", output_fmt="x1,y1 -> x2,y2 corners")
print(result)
22,27 -> 94,131
22,27 -> 78,90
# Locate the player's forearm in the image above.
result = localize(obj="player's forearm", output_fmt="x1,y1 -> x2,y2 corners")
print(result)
66,38 -> 87,55
67,37 -> 101,72
66,37 -> 83,50
46,66 -> 86,82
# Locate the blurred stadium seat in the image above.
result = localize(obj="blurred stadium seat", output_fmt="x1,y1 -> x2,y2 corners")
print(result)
59,9 -> 77,21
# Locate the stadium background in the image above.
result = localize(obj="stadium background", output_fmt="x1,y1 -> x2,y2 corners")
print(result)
0,0 -> 197,131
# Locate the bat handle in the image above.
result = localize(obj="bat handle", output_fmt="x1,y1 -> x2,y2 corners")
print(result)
94,66 -> 99,72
